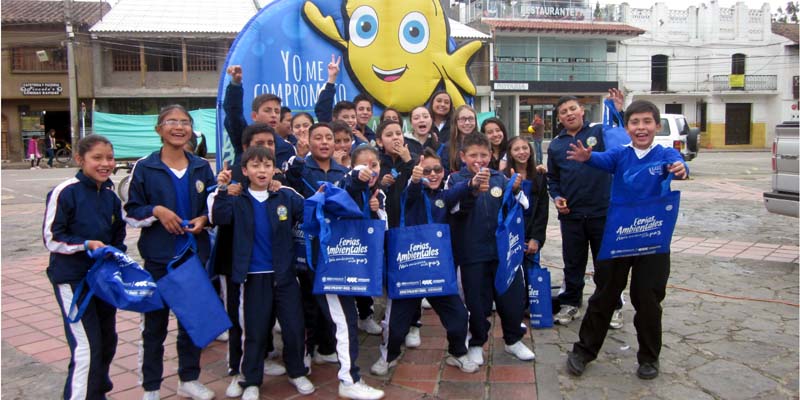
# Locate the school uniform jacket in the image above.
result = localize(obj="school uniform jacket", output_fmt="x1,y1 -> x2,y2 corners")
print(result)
286,155 -> 349,198
123,151 -> 215,265
43,171 -> 127,284
403,180 -> 470,226
379,151 -> 417,228
209,186 -> 304,285
445,169 -> 528,266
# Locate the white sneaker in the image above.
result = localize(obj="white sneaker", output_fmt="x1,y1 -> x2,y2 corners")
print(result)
264,359 -> 286,376
289,376 -> 316,395
176,380 -> 214,400
338,380 -> 385,400
142,391 -> 160,400
445,353 -> 479,373
404,327 -> 421,348
421,298 -> 432,309
357,317 -> 383,335
225,375 -> 243,398
610,309 -> 624,329
242,386 -> 259,400
215,331 -> 229,342
370,357 -> 397,376
274,320 -> 282,334
504,341 -> 535,361
554,305 -> 581,325
313,351 -> 339,364
467,346 -> 484,366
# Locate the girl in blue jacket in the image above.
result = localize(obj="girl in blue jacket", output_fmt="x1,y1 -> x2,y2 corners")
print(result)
44,134 -> 125,400
124,105 -> 216,400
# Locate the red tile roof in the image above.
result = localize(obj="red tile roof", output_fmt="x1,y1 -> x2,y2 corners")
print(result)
772,23 -> 799,44
483,18 -> 644,36
1,0 -> 111,27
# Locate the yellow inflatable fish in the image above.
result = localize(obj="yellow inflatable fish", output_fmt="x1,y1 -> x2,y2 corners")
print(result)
303,0 -> 482,112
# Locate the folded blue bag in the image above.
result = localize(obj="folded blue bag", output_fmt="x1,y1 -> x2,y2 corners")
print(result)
157,234 -> 232,348
527,253 -> 553,329
495,173 -> 525,295
602,99 -> 631,150
67,245 -> 164,323
387,190 -> 458,299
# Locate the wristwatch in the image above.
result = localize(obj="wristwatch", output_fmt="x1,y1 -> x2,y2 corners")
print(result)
218,183 -> 228,191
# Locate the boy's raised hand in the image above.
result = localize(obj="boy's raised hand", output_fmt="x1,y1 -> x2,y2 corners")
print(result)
369,189 -> 380,212
296,137 -> 310,157
668,161 -> 687,179
227,65 -> 243,84
217,165 -> 232,186
471,166 -> 490,193
607,88 -> 624,111
269,180 -> 282,192
410,156 -> 424,183
327,54 -> 341,84
353,128 -> 368,144
396,143 -> 411,162
333,149 -> 348,165
566,140 -> 592,162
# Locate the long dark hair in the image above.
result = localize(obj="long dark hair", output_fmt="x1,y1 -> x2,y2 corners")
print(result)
503,136 -> 540,187
480,117 -> 508,160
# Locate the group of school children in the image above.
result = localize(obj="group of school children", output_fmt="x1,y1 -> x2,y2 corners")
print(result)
43,54 -> 685,400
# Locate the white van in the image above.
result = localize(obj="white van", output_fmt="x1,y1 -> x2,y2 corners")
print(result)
654,114 -> 700,161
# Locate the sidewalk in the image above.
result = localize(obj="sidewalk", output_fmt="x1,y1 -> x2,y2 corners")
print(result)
1,250 -> 543,400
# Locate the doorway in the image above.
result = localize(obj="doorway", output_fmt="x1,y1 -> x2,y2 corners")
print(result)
725,103 -> 751,145
43,110 -> 70,145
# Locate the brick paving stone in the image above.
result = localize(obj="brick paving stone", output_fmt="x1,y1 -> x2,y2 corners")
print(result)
107,371 -> 141,394
2,323 -> 37,338
4,331 -> 49,346
32,345 -> 72,364
441,363 -> 486,382
489,365 -> 535,383
779,245 -> 799,251
682,248 -> 713,255
752,243 -> 781,249
16,311 -> 58,324
379,382 -> 428,400
735,253 -> 765,261
415,335 -> 447,350
437,381 -> 485,399
489,382 -> 537,400
703,239 -> 730,245
393,363 -> 439,381
391,379 -> 437,394
708,250 -> 741,258
29,316 -> 67,330
400,348 -> 444,364
17,337 -> 64,354
4,305 -> 44,318
764,256 -> 798,263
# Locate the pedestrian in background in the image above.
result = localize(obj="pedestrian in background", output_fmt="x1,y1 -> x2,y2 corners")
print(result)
28,134 -> 42,169
45,129 -> 57,168
532,113 -> 545,165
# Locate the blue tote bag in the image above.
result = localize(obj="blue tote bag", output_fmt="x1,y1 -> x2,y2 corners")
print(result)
526,253 -> 553,329
495,174 -> 525,295
387,191 -> 458,299
310,191 -> 385,296
67,245 -> 163,323
602,99 -> 630,150
598,172 -> 680,260
157,234 -> 232,348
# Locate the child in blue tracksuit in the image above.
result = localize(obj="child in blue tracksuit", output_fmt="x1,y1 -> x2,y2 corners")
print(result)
564,100 -> 688,380
123,105 -> 217,400
210,146 -> 315,399
286,122 -> 349,364
316,144 -> 385,400
445,133 -> 536,366
44,135 -> 125,400
369,148 -> 478,376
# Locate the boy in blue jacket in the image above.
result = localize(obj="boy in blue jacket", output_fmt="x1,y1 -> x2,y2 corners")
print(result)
564,99 -> 687,380
370,148 -> 478,376
210,146 -> 315,399
446,134 -> 535,366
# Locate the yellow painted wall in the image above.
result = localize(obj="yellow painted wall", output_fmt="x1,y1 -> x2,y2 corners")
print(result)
702,122 -> 766,149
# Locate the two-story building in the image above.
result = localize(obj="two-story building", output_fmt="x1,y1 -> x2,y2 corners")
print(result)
1,0 -> 109,161
451,0 -> 644,138
619,2 -> 793,149
88,0 -> 256,116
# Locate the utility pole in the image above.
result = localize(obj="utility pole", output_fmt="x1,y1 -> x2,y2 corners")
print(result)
65,0 -> 80,151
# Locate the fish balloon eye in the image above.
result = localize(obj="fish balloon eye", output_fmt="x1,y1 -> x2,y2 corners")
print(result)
349,6 -> 379,47
398,12 -> 429,54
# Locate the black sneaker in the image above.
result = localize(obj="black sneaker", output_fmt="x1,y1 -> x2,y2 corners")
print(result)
637,361 -> 659,380
566,351 -> 587,376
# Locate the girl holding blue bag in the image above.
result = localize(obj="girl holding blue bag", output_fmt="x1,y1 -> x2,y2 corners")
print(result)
371,148 -> 479,376
44,134 -> 125,400
124,105 -> 216,400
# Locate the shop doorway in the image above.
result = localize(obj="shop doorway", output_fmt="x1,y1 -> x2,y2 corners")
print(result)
43,111 -> 70,145
725,103 -> 751,145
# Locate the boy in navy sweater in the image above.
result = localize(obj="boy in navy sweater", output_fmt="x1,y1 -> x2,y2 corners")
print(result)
210,146 -> 315,399
446,134 -> 536,365
370,148 -> 478,376
564,100 -> 687,380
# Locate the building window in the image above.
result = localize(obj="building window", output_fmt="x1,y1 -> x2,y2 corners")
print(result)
143,41 -> 182,72
731,53 -> 746,75
698,102 -> 707,132
187,42 -> 217,72
606,40 -> 616,53
665,104 -> 683,115
112,43 -> 141,71
11,47 -> 67,72
651,54 -> 668,92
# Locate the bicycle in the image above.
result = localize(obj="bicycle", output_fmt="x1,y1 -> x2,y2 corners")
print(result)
54,142 -> 72,165
113,161 -> 134,203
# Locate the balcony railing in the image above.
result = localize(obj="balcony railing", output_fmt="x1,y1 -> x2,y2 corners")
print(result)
494,61 -> 617,82
711,75 -> 777,91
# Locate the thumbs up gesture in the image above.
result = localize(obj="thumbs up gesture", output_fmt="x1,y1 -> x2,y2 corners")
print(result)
511,168 -> 522,192
411,155 -> 425,183
369,189 -> 380,212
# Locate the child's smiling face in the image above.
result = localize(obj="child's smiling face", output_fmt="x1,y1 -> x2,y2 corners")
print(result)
354,151 -> 381,187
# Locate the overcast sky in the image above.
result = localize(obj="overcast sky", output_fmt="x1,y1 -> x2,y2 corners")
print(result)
608,0 -> 791,12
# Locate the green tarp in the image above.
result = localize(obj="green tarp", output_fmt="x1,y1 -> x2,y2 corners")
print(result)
92,109 -> 217,159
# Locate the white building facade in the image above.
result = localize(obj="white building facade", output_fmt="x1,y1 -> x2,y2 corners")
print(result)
619,1 -> 797,149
